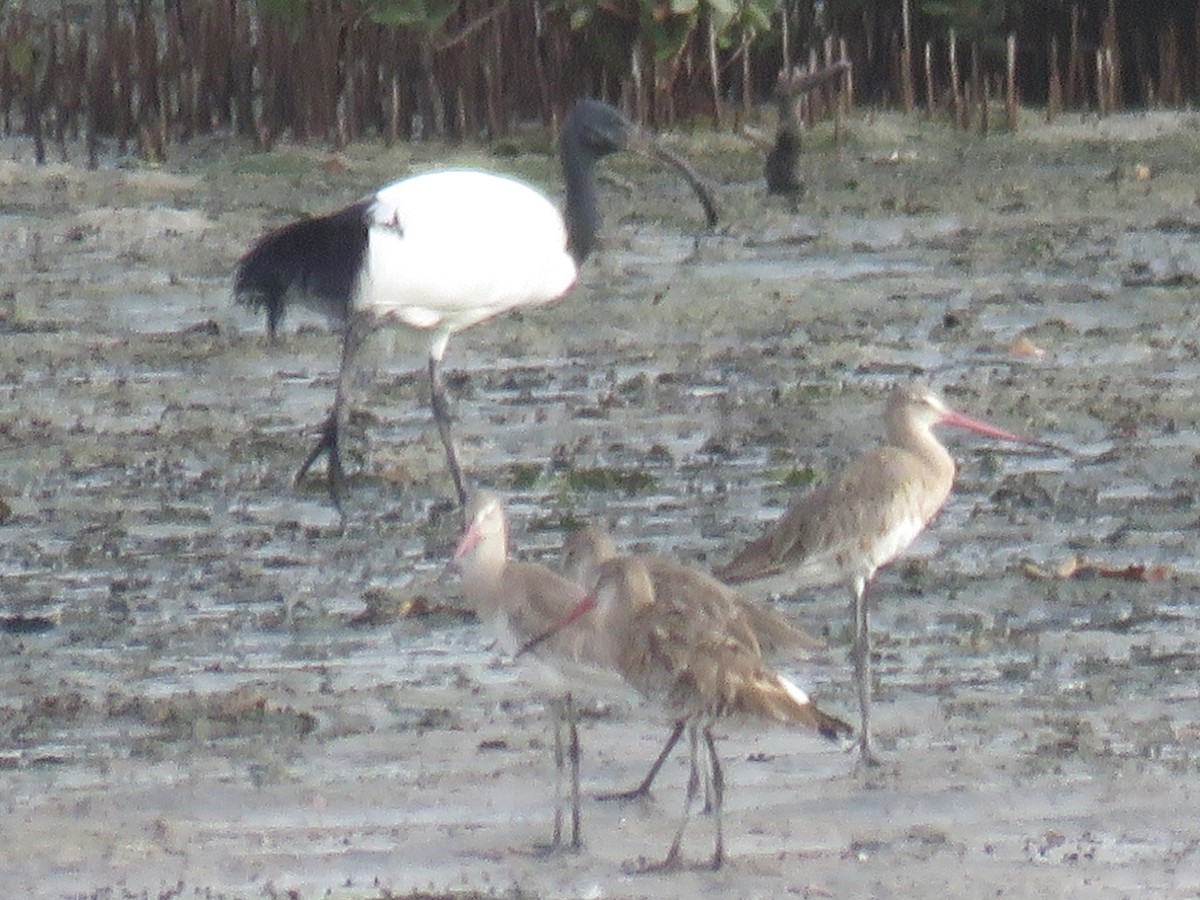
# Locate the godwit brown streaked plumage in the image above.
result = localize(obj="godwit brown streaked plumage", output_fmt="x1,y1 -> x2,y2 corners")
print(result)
451,491 -> 617,852
523,555 -> 852,870
560,524 -> 826,801
716,383 -> 1043,766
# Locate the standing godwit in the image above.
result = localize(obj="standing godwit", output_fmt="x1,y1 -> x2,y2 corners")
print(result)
560,524 -> 826,801
234,99 -> 717,514
715,383 -> 1044,766
451,491 -> 618,851
522,555 -> 852,870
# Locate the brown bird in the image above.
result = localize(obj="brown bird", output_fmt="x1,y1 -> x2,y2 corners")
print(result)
716,383 -> 1045,766
451,491 -> 618,852
560,524 -> 825,801
523,554 -> 851,870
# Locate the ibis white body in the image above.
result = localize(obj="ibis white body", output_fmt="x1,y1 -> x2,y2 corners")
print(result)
361,171 -> 577,358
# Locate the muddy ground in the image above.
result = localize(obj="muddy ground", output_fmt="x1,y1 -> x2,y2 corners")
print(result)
1,109 -> 1198,899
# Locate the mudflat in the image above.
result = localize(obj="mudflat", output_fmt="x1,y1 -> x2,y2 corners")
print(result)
1,110 -> 1198,898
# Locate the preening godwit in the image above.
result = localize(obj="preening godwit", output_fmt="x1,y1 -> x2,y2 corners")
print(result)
560,523 -> 825,801
234,99 -> 717,513
523,554 -> 851,870
716,383 -> 1045,765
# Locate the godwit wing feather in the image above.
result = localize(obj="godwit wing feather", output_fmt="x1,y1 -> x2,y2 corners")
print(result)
718,447 -> 952,589
557,524 -> 823,806
562,526 -> 824,656
537,553 -> 850,869
586,558 -> 848,741
493,562 -> 595,663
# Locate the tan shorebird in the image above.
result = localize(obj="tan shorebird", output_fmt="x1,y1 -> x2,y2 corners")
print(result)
715,383 -> 1045,766
560,524 -> 826,801
522,554 -> 852,870
451,491 -> 619,852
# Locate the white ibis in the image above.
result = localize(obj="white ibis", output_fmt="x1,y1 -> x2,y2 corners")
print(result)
521,555 -> 851,871
234,99 -> 718,513
449,491 -> 619,852
559,524 -> 825,801
715,383 -> 1047,766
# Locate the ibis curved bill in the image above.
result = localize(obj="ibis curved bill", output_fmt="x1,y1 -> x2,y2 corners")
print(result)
234,99 -> 718,514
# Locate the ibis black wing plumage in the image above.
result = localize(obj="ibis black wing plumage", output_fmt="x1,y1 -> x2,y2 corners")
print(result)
234,202 -> 368,336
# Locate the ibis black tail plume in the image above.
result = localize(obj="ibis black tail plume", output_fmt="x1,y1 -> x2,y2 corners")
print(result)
234,202 -> 370,337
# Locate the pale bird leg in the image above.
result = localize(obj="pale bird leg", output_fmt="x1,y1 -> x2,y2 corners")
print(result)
850,577 -> 882,767
534,693 -> 582,855
567,693 -> 582,850
660,722 -> 702,871
548,698 -> 565,850
705,726 -> 725,870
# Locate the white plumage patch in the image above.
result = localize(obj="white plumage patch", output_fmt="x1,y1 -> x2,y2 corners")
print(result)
359,170 -> 578,331
777,672 -> 812,708
867,511 -> 927,575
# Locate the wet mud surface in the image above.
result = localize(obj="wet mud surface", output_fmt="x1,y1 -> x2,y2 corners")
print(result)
1,111 -> 1199,898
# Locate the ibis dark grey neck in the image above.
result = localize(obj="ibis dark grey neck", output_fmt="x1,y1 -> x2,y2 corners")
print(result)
558,97 -> 717,265
561,129 -> 604,265
559,99 -> 634,265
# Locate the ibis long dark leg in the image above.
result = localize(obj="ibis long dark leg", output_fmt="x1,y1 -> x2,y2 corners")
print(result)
595,719 -> 685,802
295,312 -> 373,514
295,414 -> 340,497
427,350 -> 469,511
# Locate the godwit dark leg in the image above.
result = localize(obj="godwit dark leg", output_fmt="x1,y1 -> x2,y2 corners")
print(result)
595,719 -> 686,802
